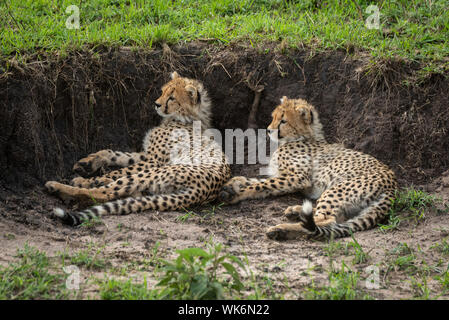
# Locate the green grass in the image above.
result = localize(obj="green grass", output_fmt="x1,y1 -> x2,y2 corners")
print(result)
409,274 -> 432,299
98,276 -> 162,300
63,245 -> 109,270
437,265 -> 449,292
98,240 -> 249,300
1,0 -> 448,71
431,238 -> 449,256
241,255 -> 289,300
303,261 -> 371,300
79,215 -> 104,228
176,203 -> 224,224
323,233 -> 370,265
0,244 -> 70,299
0,241 -> 252,300
379,188 -> 439,232
385,243 -> 418,273
346,233 -> 370,264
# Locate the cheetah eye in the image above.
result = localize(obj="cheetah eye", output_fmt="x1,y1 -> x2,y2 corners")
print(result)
167,96 -> 174,102
280,119 -> 286,124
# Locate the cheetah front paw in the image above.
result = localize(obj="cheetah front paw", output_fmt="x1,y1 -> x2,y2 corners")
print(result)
217,176 -> 249,204
45,181 -> 64,194
73,151 -> 108,177
45,181 -> 76,203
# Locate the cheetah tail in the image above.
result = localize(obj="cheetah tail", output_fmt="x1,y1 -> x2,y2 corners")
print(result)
53,208 -> 79,225
298,209 -> 354,240
53,191 -> 190,226
299,194 -> 390,240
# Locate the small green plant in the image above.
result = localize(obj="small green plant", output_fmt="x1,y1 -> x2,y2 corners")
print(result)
242,255 -> 289,300
386,243 -> 418,274
4,233 -> 15,240
379,210 -> 401,232
63,244 -> 109,270
303,262 -> 371,300
176,209 -> 199,223
410,275 -> 431,300
379,188 -> 438,232
0,244 -> 69,299
79,215 -> 103,228
431,238 -> 449,255
147,241 -> 161,268
346,233 -> 370,264
176,203 -> 223,223
156,242 -> 245,299
390,242 -> 413,256
322,234 -> 369,264
436,265 -> 449,292
393,254 -> 417,272
99,276 -> 161,300
203,203 -> 223,217
323,238 -> 346,257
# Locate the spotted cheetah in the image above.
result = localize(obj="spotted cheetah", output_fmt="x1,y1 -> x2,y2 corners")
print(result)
46,72 -> 231,226
218,97 -> 397,240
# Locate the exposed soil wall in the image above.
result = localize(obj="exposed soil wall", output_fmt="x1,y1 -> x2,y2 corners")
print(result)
1,43 -> 448,192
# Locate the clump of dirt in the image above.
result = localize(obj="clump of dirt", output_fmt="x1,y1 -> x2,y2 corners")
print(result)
1,43 -> 449,299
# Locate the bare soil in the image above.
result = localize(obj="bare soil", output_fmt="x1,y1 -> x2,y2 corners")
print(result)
1,43 -> 449,299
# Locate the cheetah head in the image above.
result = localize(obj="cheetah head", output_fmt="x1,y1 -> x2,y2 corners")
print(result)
155,72 -> 212,127
267,97 -> 325,144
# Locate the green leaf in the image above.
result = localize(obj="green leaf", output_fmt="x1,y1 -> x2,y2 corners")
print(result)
179,247 -> 211,258
190,276 -> 209,299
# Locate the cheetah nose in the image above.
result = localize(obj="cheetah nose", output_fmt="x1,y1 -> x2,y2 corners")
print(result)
155,102 -> 161,109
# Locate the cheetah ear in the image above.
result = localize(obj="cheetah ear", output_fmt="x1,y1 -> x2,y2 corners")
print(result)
171,71 -> 180,79
185,85 -> 199,104
280,96 -> 288,104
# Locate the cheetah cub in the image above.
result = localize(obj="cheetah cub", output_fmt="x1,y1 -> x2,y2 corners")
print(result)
219,97 -> 397,240
46,72 -> 231,226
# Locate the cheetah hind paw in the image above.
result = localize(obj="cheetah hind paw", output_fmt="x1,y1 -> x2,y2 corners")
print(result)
267,200 -> 315,241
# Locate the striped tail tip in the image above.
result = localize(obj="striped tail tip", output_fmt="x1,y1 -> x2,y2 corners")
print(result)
298,200 -> 318,234
53,207 -> 67,218
302,200 -> 313,215
52,207 -> 80,226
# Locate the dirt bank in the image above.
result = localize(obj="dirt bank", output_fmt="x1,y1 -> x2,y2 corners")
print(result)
1,43 -> 448,189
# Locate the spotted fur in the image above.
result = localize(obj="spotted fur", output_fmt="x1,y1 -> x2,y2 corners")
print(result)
218,97 -> 397,240
46,72 -> 231,226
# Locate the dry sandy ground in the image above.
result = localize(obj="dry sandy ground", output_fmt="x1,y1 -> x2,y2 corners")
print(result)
1,166 -> 449,300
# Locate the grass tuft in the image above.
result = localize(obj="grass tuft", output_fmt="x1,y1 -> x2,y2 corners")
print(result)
303,261 -> 371,300
379,188 -> 439,232
0,244 -> 69,299
1,0 -> 448,73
